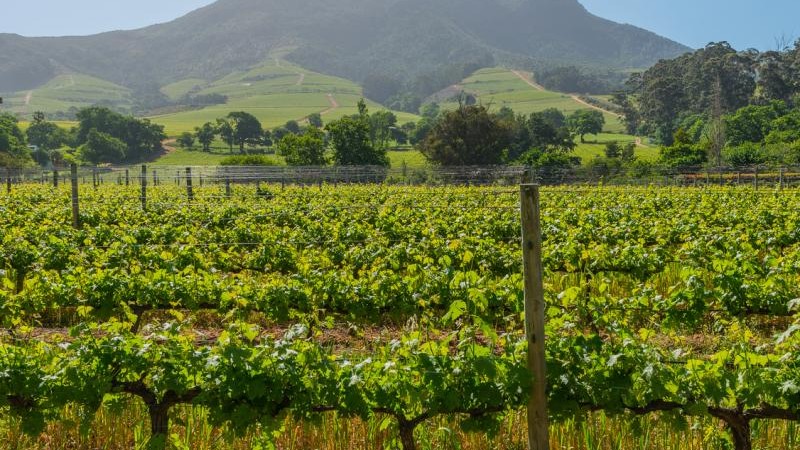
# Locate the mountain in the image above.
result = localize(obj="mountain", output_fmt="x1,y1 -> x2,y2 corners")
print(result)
0,0 -> 690,110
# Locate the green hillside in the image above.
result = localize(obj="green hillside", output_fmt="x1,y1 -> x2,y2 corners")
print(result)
2,74 -> 133,118
439,68 -> 625,132
149,60 -> 419,136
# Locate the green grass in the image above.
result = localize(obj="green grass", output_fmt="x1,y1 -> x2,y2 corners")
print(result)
1,74 -> 133,118
388,149 -> 428,169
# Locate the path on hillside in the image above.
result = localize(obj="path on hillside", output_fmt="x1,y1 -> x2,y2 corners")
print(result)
320,94 -> 339,115
295,73 -> 305,86
162,139 -> 177,153
24,91 -> 32,106
296,94 -> 340,125
511,69 -> 621,118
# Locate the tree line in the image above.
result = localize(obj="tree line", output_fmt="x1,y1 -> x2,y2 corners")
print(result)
615,41 -> 800,145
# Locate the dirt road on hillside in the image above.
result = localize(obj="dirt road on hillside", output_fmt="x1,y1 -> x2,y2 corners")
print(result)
511,69 -> 621,118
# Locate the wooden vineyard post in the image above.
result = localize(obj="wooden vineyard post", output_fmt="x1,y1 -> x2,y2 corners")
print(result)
141,165 -> 147,211
520,184 -> 549,450
225,177 -> 231,198
6,168 -> 11,194
754,167 -> 759,191
779,168 -> 785,190
70,164 -> 80,229
125,169 -> 130,186
186,167 -> 194,201
53,168 -> 59,188
153,170 -> 158,186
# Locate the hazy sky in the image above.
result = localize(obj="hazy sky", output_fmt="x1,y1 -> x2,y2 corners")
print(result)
1,0 -> 798,51
580,0 -> 800,51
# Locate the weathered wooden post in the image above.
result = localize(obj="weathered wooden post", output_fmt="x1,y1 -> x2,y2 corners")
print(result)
520,184 -> 550,450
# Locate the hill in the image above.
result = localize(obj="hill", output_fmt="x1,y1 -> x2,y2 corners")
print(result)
0,0 -> 689,103
149,58 -> 419,136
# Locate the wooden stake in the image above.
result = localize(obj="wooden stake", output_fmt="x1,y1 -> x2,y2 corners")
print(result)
520,184 -> 550,450
70,164 -> 80,229
186,167 -> 194,201
141,165 -> 147,211
53,168 -> 59,188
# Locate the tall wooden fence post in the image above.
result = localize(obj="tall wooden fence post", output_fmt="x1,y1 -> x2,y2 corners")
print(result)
141,165 -> 148,211
520,184 -> 550,450
6,168 -> 11,194
779,168 -> 785,190
53,168 -> 59,188
70,164 -> 80,229
225,177 -> 231,198
186,167 -> 194,201
125,169 -> 130,186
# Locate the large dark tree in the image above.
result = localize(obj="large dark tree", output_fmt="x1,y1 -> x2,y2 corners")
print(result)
227,112 -> 263,153
419,104 -> 509,166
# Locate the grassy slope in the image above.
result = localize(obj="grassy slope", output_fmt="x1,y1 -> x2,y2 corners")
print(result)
160,78 -> 207,101
1,74 -> 133,118
149,60 -> 419,137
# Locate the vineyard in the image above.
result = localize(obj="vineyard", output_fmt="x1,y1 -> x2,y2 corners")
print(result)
2,179 -> 800,450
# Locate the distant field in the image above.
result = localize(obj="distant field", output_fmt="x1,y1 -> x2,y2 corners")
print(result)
440,68 -> 626,134
150,60 -> 419,136
574,133 -> 658,162
1,74 -> 133,118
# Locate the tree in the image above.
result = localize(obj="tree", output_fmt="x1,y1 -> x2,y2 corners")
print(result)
724,101 -> 787,146
567,109 -> 605,143
610,91 -> 641,135
215,118 -> 235,153
26,114 -> 68,152
0,113 -> 30,167
659,128 -> 707,169
284,120 -> 301,134
604,141 -> 621,159
227,112 -> 263,153
277,128 -> 327,166
368,110 -> 397,151
80,129 -> 127,164
307,113 -> 323,129
75,106 -> 164,161
326,115 -> 387,166
418,103 -> 509,166
177,132 -> 195,149
195,122 -> 216,152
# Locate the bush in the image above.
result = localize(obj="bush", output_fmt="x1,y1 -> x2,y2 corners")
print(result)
723,142 -> 765,167
219,155 -> 279,166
